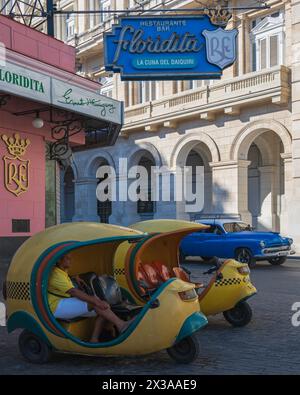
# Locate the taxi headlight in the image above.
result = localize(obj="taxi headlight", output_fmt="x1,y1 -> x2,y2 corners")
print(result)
179,289 -> 198,301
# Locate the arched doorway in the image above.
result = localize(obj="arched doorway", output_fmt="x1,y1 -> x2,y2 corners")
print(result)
173,139 -> 214,221
62,166 -> 75,223
137,154 -> 156,220
246,133 -> 285,231
96,159 -> 112,224
185,145 -> 213,220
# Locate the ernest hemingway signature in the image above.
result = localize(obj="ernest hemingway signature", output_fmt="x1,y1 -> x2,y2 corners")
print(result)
58,88 -> 116,117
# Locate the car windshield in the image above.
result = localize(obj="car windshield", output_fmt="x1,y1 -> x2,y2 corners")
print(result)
223,222 -> 253,233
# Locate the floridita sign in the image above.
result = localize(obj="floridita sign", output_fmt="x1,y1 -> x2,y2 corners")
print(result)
104,15 -> 238,81
0,61 -> 123,126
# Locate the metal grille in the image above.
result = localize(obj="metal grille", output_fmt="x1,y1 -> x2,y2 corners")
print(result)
6,282 -> 31,301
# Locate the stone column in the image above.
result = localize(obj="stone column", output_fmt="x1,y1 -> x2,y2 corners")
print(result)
280,154 -> 293,236
154,169 -> 177,220
210,160 -> 252,223
73,178 -> 100,222
290,0 -> 300,251
257,166 -> 278,231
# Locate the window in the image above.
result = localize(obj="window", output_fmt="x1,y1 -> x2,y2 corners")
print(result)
181,80 -> 212,92
136,81 -> 158,104
100,76 -> 113,98
100,0 -> 111,23
66,13 -> 75,39
250,10 -> 285,71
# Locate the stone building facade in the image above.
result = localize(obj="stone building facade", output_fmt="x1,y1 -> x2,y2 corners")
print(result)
50,0 -> 300,252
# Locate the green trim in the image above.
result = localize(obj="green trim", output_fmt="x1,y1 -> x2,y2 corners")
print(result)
30,235 -> 148,337
7,311 -> 53,348
128,233 -> 160,298
31,236 -> 177,348
175,312 -> 208,344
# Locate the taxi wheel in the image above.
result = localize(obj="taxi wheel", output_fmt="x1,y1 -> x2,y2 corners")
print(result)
19,330 -> 53,364
223,302 -> 253,327
167,334 -> 199,364
268,257 -> 287,266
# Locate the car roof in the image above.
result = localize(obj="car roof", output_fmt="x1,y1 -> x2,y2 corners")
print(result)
195,219 -> 245,226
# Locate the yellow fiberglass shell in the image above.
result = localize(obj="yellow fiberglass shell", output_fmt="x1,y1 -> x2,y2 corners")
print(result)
114,220 -> 210,305
5,222 -> 207,357
199,259 -> 257,316
51,279 -> 203,356
125,220 -> 257,316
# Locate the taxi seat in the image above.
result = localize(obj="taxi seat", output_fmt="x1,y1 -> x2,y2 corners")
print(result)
152,261 -> 172,282
136,263 -> 162,296
74,273 -> 143,319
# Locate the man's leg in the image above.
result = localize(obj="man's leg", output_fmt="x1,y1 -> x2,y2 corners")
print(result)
90,316 -> 105,343
94,307 -> 133,333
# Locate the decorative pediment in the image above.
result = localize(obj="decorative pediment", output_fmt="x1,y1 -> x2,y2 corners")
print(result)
251,16 -> 284,35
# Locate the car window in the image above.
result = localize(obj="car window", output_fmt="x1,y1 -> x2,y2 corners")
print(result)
223,222 -> 252,233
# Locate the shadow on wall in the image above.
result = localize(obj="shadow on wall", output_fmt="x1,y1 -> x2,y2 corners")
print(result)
190,182 -> 230,220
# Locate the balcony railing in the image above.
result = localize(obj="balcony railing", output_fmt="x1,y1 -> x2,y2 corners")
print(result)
123,66 -> 290,131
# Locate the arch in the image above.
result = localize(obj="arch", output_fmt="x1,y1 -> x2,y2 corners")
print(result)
84,150 -> 116,178
127,142 -> 164,168
170,132 -> 220,169
231,120 -> 292,161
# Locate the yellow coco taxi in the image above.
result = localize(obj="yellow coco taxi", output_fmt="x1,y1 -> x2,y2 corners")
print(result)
4,222 -> 208,364
115,220 -> 257,327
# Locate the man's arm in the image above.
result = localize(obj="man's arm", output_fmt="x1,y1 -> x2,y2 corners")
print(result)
67,288 -> 109,310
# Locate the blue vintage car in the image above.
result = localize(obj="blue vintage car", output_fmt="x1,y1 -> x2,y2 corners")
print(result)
180,219 -> 295,267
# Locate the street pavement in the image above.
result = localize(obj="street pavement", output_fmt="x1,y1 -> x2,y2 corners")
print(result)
0,258 -> 299,375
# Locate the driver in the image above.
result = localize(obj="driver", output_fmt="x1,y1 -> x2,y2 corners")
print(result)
48,254 -> 133,343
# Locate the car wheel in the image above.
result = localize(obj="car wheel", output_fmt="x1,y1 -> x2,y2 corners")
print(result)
167,334 -> 200,364
235,248 -> 256,268
268,257 -> 287,266
223,302 -> 253,327
19,330 -> 53,364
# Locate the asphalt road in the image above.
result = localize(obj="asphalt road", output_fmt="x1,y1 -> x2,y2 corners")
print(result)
0,258 -> 299,375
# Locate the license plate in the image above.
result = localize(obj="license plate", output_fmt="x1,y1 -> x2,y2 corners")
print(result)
277,251 -> 288,256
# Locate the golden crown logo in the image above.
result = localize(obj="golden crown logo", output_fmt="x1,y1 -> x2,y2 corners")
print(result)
1,133 -> 30,159
1,133 -> 30,197
205,5 -> 232,27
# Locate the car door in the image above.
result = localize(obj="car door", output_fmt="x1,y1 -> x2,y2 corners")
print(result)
181,225 -> 226,257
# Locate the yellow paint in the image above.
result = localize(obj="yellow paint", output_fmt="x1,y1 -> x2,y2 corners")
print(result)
6,222 -> 204,357
128,220 -> 257,317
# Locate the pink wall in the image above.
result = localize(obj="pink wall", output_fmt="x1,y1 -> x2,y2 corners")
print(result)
0,128 -> 45,237
0,15 -> 75,73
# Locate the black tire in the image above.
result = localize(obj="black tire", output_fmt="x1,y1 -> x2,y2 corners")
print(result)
235,248 -> 256,268
167,334 -> 200,364
179,249 -> 186,263
268,257 -> 287,266
18,330 -> 53,364
223,302 -> 253,327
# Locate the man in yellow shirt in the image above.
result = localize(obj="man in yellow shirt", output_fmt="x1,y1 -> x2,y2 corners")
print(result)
48,254 -> 132,342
